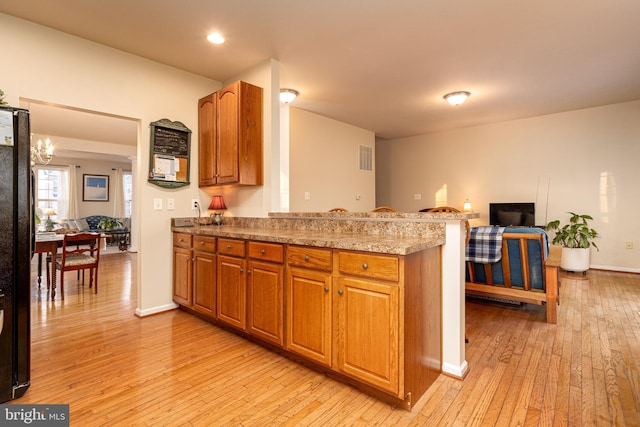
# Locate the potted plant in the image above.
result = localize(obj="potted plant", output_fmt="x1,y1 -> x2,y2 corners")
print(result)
97,217 -> 123,231
546,212 -> 599,273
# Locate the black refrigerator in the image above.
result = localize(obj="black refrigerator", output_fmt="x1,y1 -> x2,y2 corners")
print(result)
0,106 -> 31,402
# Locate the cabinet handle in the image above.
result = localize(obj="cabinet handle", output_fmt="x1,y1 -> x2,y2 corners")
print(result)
247,270 -> 252,275
362,263 -> 368,270
227,244 -> 232,249
338,289 -> 343,296
199,241 -> 205,245
304,255 -> 309,261
324,287 -> 329,293
240,268 -> 243,273
178,238 -> 184,242
261,249 -> 266,254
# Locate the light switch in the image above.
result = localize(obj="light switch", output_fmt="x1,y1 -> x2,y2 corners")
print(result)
304,192 -> 311,200
153,198 -> 162,210
167,198 -> 175,210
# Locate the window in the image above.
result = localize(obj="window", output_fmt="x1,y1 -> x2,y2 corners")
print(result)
34,166 -> 69,228
123,171 -> 132,217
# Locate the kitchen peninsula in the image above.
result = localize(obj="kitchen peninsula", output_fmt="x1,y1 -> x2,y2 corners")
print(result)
171,212 -> 469,410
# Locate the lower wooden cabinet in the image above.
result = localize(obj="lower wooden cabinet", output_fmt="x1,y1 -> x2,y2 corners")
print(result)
172,245 -> 192,306
286,266 -> 332,366
192,249 -> 216,317
217,254 -> 247,330
247,242 -> 285,346
172,233 -> 442,410
286,245 -> 333,366
336,276 -> 399,394
173,233 -> 217,317
247,260 -> 284,345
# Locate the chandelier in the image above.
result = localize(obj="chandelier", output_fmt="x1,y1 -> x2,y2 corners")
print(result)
31,137 -> 54,165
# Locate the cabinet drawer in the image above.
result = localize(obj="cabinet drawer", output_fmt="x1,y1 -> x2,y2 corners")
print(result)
193,236 -> 216,253
338,252 -> 399,282
287,246 -> 333,271
248,242 -> 284,263
218,238 -> 246,257
173,232 -> 192,249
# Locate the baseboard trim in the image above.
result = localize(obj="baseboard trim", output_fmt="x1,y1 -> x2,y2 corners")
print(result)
442,360 -> 469,380
590,265 -> 640,274
135,303 -> 178,318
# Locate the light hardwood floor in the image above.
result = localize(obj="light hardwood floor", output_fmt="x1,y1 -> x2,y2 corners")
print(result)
17,253 -> 640,426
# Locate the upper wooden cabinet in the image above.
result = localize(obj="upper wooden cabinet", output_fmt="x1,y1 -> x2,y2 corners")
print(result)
198,81 -> 263,187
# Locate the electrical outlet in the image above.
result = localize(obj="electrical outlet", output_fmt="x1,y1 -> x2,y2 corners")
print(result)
192,199 -> 199,210
167,198 -> 175,210
626,242 -> 634,249
414,193 -> 422,200
304,192 -> 311,200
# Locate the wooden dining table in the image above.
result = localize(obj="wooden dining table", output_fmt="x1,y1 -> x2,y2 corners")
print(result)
35,233 -> 105,300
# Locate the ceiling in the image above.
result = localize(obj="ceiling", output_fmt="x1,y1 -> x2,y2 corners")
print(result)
21,101 -> 138,163
2,0 -> 640,142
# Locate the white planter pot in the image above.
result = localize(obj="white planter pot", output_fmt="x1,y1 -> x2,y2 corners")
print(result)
561,247 -> 591,272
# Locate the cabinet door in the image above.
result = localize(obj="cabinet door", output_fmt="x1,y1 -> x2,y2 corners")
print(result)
198,94 -> 217,186
193,250 -> 216,318
247,260 -> 283,346
336,277 -> 399,395
173,246 -> 192,306
217,254 -> 246,330
216,83 -> 239,185
286,267 -> 332,366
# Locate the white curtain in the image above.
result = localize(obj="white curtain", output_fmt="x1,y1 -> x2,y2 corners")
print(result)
57,169 -> 69,220
113,167 -> 125,218
67,165 -> 78,219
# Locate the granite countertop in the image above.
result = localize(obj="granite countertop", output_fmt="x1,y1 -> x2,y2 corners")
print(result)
268,211 -> 478,221
171,215 -> 449,255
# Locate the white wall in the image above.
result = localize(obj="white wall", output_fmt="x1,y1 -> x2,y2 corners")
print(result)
289,107 -> 376,212
0,13 -> 221,313
50,156 -> 132,218
377,101 -> 640,271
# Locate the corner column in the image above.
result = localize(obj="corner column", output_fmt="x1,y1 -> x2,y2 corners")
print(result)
441,220 -> 468,378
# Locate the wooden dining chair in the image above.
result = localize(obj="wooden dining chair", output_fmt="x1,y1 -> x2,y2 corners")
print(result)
371,206 -> 397,212
54,232 -> 101,299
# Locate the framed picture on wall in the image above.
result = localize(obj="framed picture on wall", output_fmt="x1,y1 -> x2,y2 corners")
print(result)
83,174 -> 109,202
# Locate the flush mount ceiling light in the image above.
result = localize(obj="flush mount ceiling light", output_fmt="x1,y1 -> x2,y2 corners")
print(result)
443,91 -> 471,106
280,89 -> 299,104
206,33 -> 225,44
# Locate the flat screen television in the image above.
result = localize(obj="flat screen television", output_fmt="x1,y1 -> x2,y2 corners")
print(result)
489,202 -> 535,227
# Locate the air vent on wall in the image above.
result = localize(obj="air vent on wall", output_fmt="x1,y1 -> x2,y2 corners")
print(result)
359,145 -> 372,171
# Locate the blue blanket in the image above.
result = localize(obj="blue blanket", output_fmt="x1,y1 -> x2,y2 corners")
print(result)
465,226 -> 506,263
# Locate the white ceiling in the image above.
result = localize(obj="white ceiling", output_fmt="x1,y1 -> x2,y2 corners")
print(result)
20,101 -> 138,163
2,0 -> 640,142
24,102 -> 137,146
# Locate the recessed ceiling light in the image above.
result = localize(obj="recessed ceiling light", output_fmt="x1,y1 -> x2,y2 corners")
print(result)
443,91 -> 471,106
207,33 -> 225,44
280,89 -> 299,104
